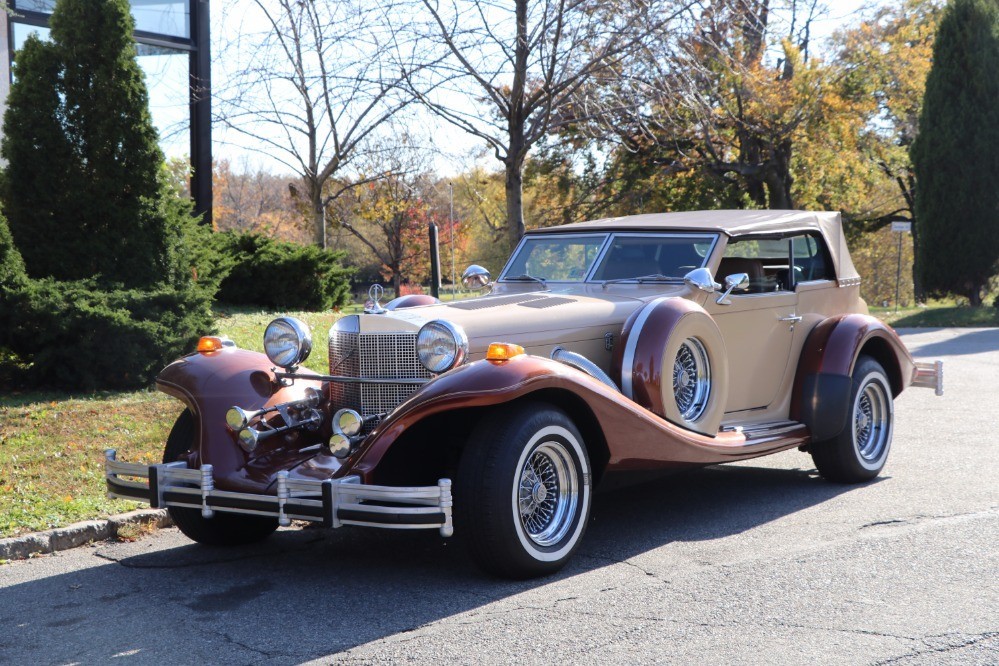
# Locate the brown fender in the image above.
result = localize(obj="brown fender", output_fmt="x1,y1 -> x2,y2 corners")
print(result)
345,354 -> 810,483
385,294 -> 440,309
611,297 -> 728,436
790,314 -> 916,441
155,347 -> 329,493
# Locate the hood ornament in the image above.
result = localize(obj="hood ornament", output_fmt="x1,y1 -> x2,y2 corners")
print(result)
364,283 -> 387,314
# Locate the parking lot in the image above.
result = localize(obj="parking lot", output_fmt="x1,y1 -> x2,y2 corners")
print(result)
1,327 -> 996,665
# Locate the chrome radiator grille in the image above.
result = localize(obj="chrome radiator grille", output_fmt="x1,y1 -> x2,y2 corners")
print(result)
329,330 -> 433,422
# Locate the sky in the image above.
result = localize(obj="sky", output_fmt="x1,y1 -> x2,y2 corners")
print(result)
209,0 -> 880,177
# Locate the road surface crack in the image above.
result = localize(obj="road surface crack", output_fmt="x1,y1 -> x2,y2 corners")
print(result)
872,630 -> 999,664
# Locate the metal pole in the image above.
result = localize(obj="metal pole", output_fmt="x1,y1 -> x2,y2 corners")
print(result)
895,229 -> 903,313
449,182 -> 455,298
429,223 -> 441,299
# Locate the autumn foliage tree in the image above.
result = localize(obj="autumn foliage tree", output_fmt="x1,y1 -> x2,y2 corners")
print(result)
334,174 -> 464,294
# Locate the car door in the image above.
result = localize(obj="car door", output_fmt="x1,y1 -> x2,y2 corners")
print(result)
705,236 -> 799,413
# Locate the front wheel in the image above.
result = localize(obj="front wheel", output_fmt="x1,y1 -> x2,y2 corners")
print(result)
456,403 -> 592,579
810,356 -> 894,483
163,410 -> 278,546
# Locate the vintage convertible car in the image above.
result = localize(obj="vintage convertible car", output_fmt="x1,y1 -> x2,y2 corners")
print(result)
106,210 -> 943,578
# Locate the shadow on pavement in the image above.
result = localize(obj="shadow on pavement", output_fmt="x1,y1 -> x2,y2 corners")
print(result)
896,327 -> 999,358
0,461 -> 862,664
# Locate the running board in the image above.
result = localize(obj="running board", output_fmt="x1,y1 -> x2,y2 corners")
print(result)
720,420 -> 804,439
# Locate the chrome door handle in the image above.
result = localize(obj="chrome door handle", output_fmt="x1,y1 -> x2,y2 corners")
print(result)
779,314 -> 803,323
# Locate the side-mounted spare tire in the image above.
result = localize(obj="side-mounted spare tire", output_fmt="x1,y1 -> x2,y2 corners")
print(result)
615,297 -> 728,436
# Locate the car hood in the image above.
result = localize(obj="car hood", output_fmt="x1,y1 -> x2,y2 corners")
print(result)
338,286 -> 689,361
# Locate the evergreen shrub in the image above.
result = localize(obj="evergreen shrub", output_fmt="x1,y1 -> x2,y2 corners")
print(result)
0,0 -> 230,390
1,279 -> 214,391
215,232 -> 352,311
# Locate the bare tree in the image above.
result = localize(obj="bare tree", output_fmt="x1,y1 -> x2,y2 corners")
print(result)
403,0 -> 691,249
214,0 -> 418,248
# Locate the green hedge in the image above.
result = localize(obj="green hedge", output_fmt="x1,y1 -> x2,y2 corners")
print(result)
0,278 -> 214,391
215,232 -> 353,311
0,213 -> 218,391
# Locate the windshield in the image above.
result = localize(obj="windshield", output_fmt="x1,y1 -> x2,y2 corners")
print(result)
591,234 -> 716,281
502,234 -> 607,282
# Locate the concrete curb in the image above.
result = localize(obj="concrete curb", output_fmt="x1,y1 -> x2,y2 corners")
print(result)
0,509 -> 173,561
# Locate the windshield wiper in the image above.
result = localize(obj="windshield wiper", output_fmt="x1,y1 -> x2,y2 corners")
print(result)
602,273 -> 682,288
505,273 -> 549,289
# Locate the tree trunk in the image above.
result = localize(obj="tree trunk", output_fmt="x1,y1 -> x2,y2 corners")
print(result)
308,179 -> 327,249
967,279 -> 983,307
910,213 -> 924,303
505,160 -> 526,250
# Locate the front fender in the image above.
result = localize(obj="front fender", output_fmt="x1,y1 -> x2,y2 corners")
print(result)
790,314 -> 915,441
346,354 -> 810,481
156,348 -> 325,492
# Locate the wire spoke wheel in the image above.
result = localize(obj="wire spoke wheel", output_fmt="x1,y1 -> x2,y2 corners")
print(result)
855,381 -> 890,462
810,356 -> 894,483
673,337 -> 711,422
457,403 -> 591,578
517,442 -> 578,547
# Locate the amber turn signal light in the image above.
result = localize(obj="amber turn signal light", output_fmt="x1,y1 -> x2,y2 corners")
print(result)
486,342 -> 525,362
197,336 -> 225,354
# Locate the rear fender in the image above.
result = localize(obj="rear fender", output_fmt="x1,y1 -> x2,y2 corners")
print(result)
156,348 -> 325,492
790,314 -> 915,441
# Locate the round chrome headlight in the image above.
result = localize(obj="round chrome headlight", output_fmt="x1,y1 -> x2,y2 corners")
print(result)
263,317 -> 312,369
417,320 -> 468,373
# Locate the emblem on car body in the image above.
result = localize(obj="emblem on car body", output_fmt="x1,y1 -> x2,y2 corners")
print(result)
365,283 -> 386,314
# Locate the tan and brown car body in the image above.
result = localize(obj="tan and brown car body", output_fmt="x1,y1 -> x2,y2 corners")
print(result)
107,210 -> 941,533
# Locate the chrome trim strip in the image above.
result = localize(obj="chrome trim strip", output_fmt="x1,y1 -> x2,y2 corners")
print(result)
550,347 -> 619,391
104,453 -> 454,537
274,371 -> 429,385
621,296 -> 671,400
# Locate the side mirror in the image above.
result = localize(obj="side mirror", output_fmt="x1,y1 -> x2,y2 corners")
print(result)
683,267 -> 720,294
716,272 -> 750,305
461,264 -> 492,291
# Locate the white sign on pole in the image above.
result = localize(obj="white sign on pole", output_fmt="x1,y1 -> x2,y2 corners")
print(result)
891,221 -> 912,233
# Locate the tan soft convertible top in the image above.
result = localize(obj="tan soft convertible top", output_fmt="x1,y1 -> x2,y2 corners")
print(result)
530,210 -> 860,283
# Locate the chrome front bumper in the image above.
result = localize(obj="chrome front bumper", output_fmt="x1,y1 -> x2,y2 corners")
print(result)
104,450 -> 453,537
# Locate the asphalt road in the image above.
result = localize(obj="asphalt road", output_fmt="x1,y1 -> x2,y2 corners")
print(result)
1,327 -> 996,665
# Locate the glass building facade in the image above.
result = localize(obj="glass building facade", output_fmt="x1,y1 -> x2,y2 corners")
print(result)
1,0 -> 212,224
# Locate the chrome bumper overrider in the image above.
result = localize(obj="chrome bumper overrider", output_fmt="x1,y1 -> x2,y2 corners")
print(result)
104,450 -> 454,537
912,360 -> 944,396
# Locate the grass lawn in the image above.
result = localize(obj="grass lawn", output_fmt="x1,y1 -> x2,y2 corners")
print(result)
870,300 -> 999,327
0,307 -> 359,539
1,294 -> 994,540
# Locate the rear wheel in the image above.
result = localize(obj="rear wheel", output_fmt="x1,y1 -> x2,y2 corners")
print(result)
811,357 -> 894,483
456,403 -> 592,579
163,410 -> 278,546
